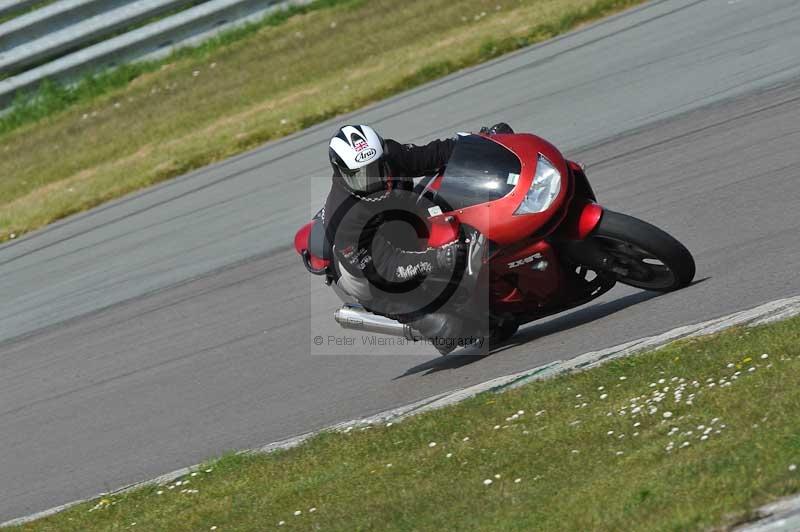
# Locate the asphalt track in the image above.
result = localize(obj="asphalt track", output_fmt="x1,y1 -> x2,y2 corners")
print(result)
2,0 -> 800,522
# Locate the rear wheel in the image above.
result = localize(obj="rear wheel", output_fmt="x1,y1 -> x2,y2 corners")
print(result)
590,210 -> 695,292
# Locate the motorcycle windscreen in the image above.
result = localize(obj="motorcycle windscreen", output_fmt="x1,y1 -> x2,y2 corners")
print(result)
437,134 -> 522,211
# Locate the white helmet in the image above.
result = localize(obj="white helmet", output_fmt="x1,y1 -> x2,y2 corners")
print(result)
329,125 -> 388,192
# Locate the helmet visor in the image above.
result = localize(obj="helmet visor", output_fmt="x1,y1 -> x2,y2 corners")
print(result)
341,159 -> 386,191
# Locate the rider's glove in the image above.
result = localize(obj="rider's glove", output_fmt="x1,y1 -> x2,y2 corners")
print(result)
434,241 -> 463,273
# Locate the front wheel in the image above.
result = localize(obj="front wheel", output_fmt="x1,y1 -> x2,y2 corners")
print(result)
589,210 -> 695,292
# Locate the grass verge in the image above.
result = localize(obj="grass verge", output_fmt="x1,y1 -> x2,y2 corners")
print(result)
11,315 -> 800,531
0,0 -> 646,242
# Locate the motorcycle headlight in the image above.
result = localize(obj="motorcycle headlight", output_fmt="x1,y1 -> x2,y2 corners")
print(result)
514,154 -> 561,215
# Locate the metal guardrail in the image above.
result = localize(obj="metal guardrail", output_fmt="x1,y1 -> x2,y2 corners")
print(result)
0,0 -> 42,20
1,0 -> 141,51
0,0 -> 309,109
0,0 -> 198,72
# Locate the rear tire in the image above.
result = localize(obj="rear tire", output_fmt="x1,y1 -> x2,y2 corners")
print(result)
590,210 -> 695,292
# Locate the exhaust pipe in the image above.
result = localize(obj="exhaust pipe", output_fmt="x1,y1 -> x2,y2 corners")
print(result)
334,304 -> 423,341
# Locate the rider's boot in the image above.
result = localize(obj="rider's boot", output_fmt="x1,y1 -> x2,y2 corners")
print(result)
410,312 -> 463,356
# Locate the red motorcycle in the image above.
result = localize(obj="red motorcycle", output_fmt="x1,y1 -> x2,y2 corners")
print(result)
295,132 -> 695,348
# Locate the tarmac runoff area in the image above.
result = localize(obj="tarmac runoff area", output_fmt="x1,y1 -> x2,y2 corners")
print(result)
4,294 -> 800,528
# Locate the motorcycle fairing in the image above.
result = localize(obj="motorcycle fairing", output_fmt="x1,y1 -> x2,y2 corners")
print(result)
429,134 -> 572,246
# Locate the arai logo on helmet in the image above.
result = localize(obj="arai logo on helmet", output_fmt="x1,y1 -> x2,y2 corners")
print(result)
354,148 -> 377,163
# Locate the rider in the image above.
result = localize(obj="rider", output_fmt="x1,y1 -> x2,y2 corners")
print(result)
323,123 -> 513,354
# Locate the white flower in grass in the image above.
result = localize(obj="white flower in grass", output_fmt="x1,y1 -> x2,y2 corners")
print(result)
634,422 -> 641,427
535,410 -> 545,416
517,410 -> 525,415
429,442 -> 437,448
597,386 -> 605,391
571,449 -> 579,454
309,507 -> 317,513
386,463 -> 392,468
681,441 -> 690,448
701,435 -> 708,441
620,376 -> 627,381
294,510 -> 302,516
191,472 -> 198,477
483,479 -> 493,486
494,425 -> 501,430
633,432 -> 639,436
658,378 -> 665,384
386,422 -> 393,427
607,431 -> 614,436
192,70 -> 200,77
616,451 -> 624,456
789,464 -> 797,472
761,354 -> 769,359
749,367 -> 756,373
210,527 -> 217,531
446,453 -> 453,458
727,363 -> 735,368
514,478 -> 522,483
663,412 -> 673,419
205,469 -> 213,473
463,437 -> 470,441
278,521 -> 285,526
600,393 -> 608,399
156,490 -> 163,495
494,474 -> 501,479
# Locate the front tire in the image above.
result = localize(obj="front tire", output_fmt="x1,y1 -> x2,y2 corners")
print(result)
590,210 -> 695,292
